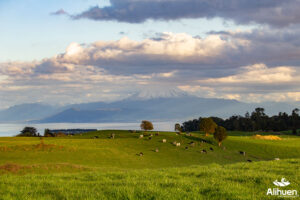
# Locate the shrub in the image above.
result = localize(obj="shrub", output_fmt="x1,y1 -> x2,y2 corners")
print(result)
17,127 -> 38,137
214,126 -> 227,146
140,120 -> 154,131
200,118 -> 217,136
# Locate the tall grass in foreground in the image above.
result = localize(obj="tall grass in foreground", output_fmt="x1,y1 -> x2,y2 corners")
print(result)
0,159 -> 299,200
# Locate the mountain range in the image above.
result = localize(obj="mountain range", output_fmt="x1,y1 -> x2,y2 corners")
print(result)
0,93 -> 299,123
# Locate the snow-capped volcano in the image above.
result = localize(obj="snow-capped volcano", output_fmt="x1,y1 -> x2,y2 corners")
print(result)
128,88 -> 190,100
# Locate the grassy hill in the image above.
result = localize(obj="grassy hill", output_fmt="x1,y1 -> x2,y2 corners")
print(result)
0,130 -> 299,199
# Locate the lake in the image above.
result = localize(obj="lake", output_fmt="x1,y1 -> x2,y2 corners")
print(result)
0,122 -> 176,136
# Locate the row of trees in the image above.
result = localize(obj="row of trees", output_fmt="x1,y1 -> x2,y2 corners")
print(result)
17,127 -> 67,137
182,108 -> 300,133
176,118 -> 227,146
17,121 -> 155,137
142,119 -> 227,146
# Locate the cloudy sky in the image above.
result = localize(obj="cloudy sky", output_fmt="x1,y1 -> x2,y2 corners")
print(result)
1,0 -> 300,108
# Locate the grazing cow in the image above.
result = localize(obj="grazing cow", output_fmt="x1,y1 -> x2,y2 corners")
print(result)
189,142 -> 195,147
139,152 -> 144,156
148,137 -> 152,140
139,135 -> 144,138
155,148 -> 159,152
201,149 -> 207,154
155,132 -> 159,136
210,147 -> 214,151
274,158 -> 280,161
150,134 -> 153,137
176,143 -> 181,147
93,136 -> 99,139
162,139 -> 167,143
239,151 -> 246,156
111,133 -> 115,139
247,159 -> 252,162
172,141 -> 177,145
185,147 -> 189,150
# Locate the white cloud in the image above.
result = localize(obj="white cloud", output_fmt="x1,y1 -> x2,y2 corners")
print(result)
179,64 -> 300,102
201,64 -> 297,84
1,31 -> 300,107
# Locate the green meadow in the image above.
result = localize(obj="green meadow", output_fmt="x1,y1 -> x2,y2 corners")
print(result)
0,130 -> 300,199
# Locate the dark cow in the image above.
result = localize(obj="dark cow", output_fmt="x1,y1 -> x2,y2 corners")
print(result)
201,149 -> 207,154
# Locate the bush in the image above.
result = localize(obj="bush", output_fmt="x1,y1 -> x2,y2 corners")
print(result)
17,127 -> 39,137
140,120 -> 154,131
44,129 -> 54,137
214,126 -> 227,146
200,118 -> 217,136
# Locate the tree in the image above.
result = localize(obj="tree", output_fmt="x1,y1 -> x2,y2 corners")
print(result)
140,120 -> 153,131
251,107 -> 268,131
291,108 -> 300,134
174,123 -> 182,133
214,126 -> 227,146
17,127 -> 38,137
44,129 -> 54,137
55,132 -> 67,137
199,118 -> 217,136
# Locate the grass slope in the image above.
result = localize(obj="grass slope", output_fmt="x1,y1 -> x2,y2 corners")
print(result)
0,130 -> 299,199
0,159 -> 299,200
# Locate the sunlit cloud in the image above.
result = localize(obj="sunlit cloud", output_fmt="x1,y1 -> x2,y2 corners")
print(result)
1,30 -> 300,107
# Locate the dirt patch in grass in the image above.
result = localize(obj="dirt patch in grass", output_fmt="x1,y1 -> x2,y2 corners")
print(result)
0,163 -> 24,173
0,143 -> 65,152
0,163 -> 92,175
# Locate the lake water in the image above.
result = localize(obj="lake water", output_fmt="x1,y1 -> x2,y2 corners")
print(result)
0,122 -> 176,136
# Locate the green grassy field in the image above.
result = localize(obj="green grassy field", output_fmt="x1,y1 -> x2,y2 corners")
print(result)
0,130 -> 299,199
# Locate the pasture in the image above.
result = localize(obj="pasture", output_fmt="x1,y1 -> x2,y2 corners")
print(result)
0,130 -> 299,199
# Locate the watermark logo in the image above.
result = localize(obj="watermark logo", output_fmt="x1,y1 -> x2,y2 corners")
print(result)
267,178 -> 298,198
273,178 -> 290,187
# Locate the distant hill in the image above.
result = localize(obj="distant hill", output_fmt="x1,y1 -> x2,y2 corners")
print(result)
37,96 -> 242,123
0,103 -> 59,123
0,95 -> 299,123
38,95 -> 299,123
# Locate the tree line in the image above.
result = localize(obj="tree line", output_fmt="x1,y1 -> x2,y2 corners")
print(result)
181,108 -> 300,134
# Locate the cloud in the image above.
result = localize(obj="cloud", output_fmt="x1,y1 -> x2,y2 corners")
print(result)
179,64 -> 300,102
202,64 -> 296,84
41,32 -> 249,75
51,9 -> 69,16
72,0 -> 300,27
1,31 -> 300,107
21,29 -> 300,77
34,59 -> 74,74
